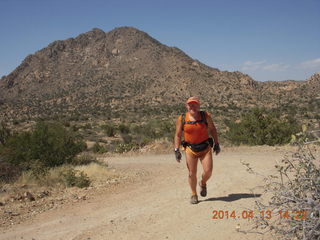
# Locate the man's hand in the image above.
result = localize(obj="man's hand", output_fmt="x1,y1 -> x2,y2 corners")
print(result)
213,143 -> 220,155
174,148 -> 182,162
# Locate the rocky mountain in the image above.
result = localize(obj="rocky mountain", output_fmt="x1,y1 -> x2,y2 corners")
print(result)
0,27 -> 319,125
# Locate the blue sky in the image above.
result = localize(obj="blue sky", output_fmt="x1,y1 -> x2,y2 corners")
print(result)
0,0 -> 319,82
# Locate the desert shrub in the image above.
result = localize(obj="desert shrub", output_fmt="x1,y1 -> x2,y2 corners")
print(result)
62,120 -> 71,127
71,124 -> 80,132
115,143 -> 138,153
59,167 -> 91,188
118,123 -> 130,134
92,142 -> 108,154
130,124 -> 144,135
158,121 -> 175,140
142,123 -> 158,139
70,153 -> 98,165
29,159 -> 50,179
83,123 -> 92,129
121,133 -> 133,144
135,135 -> 151,147
99,118 -> 175,153
243,127 -> 319,239
1,131 -> 33,170
13,120 -> 20,125
101,124 -> 116,137
0,158 -> 20,183
31,121 -> 86,166
0,121 -> 11,145
0,121 -> 86,179
131,119 -> 175,141
226,108 -> 300,145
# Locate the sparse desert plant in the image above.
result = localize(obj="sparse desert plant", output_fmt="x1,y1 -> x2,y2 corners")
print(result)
242,126 -> 320,240
16,162 -> 109,188
59,167 -> 91,188
115,143 -> 138,153
0,158 -> 20,183
0,121 -> 11,146
70,153 -> 98,165
101,123 -> 116,137
74,162 -> 114,184
118,123 -> 130,134
92,142 -> 108,154
121,133 -> 133,144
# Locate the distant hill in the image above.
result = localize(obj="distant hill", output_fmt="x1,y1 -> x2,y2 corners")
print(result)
0,27 -> 319,126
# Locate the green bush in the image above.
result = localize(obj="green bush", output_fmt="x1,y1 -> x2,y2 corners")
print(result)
121,133 -> 133,144
59,167 -> 91,188
130,119 -> 175,141
98,118 -> 175,153
1,131 -> 33,170
70,153 -> 97,165
0,121 -> 86,178
101,124 -> 116,137
92,142 -> 108,154
0,121 -> 11,146
29,159 -> 49,179
226,108 -> 300,145
115,143 -> 138,153
0,158 -> 20,183
83,123 -> 92,129
118,123 -> 130,134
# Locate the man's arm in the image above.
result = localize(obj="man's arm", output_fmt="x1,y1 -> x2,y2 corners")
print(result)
174,115 -> 183,162
207,113 -> 219,144
174,115 -> 183,149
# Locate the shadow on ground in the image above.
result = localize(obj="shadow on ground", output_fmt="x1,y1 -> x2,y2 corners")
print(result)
202,193 -> 261,202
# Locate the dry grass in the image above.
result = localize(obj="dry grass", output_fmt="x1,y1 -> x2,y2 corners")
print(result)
74,162 -> 120,186
14,160 -> 115,188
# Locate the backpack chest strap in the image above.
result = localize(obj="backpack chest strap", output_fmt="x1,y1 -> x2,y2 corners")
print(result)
184,119 -> 206,125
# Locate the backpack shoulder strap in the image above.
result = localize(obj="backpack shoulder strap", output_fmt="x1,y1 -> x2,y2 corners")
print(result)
181,113 -> 186,131
200,111 -> 208,127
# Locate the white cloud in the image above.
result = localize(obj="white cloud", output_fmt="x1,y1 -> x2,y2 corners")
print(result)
241,60 -> 266,71
241,60 -> 289,72
299,58 -> 320,69
262,63 -> 289,71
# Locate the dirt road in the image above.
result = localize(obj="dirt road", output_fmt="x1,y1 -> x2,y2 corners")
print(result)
0,146 -> 291,240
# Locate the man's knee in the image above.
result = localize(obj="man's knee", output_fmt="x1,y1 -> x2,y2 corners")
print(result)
203,169 -> 212,177
188,170 -> 197,178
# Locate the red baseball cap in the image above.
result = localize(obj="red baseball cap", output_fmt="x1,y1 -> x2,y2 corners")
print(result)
186,96 -> 200,105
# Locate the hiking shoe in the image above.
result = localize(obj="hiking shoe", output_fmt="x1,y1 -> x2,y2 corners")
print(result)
199,182 -> 207,197
190,195 -> 198,204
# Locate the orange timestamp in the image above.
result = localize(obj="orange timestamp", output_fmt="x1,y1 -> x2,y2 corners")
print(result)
212,210 -> 308,220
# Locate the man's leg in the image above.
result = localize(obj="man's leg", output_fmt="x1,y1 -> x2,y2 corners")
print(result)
185,151 -> 198,196
200,148 -> 213,186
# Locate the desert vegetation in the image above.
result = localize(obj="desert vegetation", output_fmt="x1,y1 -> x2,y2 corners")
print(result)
243,127 -> 320,240
0,116 -> 177,186
225,108 -> 300,146
0,121 -> 92,187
